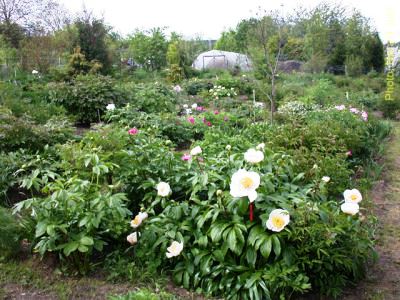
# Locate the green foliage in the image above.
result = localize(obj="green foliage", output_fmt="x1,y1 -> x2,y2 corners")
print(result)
124,83 -> 177,114
67,46 -> 103,77
135,147 -> 374,299
128,28 -> 168,71
14,155 -> 131,274
214,30 -> 239,52
0,106 -> 74,152
109,289 -> 176,300
75,17 -> 111,74
345,55 -> 364,76
48,75 -> 125,124
0,207 -> 21,259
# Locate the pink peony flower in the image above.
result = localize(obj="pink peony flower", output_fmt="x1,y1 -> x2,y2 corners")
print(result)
361,111 -> 368,121
196,106 -> 204,112
128,127 -> 138,135
214,110 -> 219,115
181,153 -> 191,161
188,116 -> 195,124
207,121 -> 212,127
349,107 -> 359,114
346,150 -> 352,157
335,105 -> 346,111
202,118 -> 207,124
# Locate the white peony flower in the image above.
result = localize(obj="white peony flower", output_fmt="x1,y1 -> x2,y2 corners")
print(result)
244,148 -> 264,164
166,240 -> 184,258
266,209 -> 290,232
183,104 -> 188,109
127,232 -> 139,245
173,85 -> 182,93
157,182 -> 171,197
32,70 -> 39,74
322,176 -> 330,183
256,143 -> 265,151
230,169 -> 260,199
343,189 -> 362,203
190,146 -> 202,156
185,108 -> 192,115
106,103 -> 116,111
130,212 -> 148,228
191,103 -> 198,109
340,202 -> 359,215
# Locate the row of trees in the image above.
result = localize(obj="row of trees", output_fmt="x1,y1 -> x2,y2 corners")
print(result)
215,4 -> 385,75
0,1 -> 387,77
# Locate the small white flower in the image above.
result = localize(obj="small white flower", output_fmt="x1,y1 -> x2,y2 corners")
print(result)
266,209 -> 290,232
256,143 -> 265,151
157,182 -> 171,197
185,108 -> 192,115
190,146 -> 202,156
343,189 -> 362,203
127,232 -> 139,245
106,103 -> 116,111
340,202 -> 360,215
166,240 -> 184,258
244,148 -> 264,164
173,85 -> 182,93
322,176 -> 330,183
130,212 -> 148,228
183,104 -> 188,109
230,169 -> 260,199
191,103 -> 198,109
226,145 -> 231,151
32,70 -> 39,74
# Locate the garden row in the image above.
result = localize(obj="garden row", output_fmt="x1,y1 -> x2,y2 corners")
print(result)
0,74 -> 392,299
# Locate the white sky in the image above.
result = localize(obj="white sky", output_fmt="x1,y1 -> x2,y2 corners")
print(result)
59,0 -> 400,43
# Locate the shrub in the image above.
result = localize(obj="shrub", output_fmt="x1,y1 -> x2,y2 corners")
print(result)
378,89 -> 400,119
0,207 -> 21,259
125,83 -> 178,113
47,75 -> 125,124
0,106 -> 74,152
183,79 -> 214,96
134,148 -> 374,299
14,154 -> 131,274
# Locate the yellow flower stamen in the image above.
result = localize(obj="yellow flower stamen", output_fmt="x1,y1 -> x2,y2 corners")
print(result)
271,216 -> 285,229
240,176 -> 254,189
131,215 -> 141,226
350,194 -> 358,201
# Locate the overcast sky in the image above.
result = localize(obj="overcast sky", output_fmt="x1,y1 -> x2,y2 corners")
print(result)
59,0 -> 399,43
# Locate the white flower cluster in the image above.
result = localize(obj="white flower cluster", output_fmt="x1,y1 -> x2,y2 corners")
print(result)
208,86 -> 237,100
278,101 -> 321,117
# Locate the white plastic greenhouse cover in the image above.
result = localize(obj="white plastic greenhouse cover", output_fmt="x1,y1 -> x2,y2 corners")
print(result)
192,50 -> 252,71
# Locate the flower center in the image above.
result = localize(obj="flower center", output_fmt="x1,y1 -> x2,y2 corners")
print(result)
271,216 -> 285,229
132,215 -> 141,225
350,194 -> 358,201
240,176 -> 254,189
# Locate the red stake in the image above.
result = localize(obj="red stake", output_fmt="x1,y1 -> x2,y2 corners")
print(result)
249,202 -> 254,222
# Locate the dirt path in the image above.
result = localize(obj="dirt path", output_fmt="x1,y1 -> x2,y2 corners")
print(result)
342,122 -> 400,300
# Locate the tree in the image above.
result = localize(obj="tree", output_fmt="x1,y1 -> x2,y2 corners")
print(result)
128,27 -> 168,71
0,0 -> 70,33
364,32 -> 385,72
214,30 -> 238,52
248,10 -> 285,121
0,21 -> 23,47
75,15 -> 111,74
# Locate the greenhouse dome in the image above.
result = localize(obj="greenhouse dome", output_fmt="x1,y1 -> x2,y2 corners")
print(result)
192,50 -> 252,71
